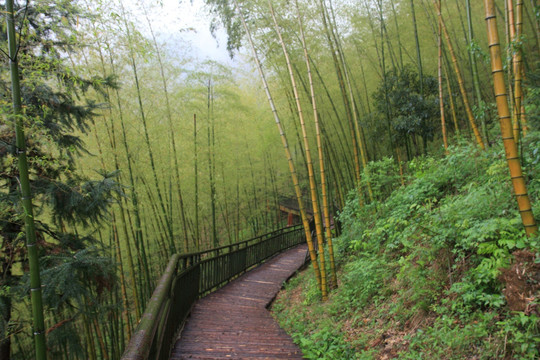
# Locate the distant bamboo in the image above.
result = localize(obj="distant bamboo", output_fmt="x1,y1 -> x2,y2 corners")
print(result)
483,0 -> 537,236
444,62 -> 460,136
233,0 -> 323,291
390,0 -> 405,70
141,3 -> 190,252
194,114 -> 200,250
319,0 -> 363,196
438,0 -> 448,152
411,0 -> 424,95
89,35 -> 152,313
466,0 -> 486,139
435,1 -> 486,150
119,1 -> 177,254
112,220 -> 132,340
207,80 -> 218,247
326,1 -> 373,200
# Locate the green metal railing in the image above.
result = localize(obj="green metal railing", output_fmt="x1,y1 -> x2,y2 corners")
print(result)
121,224 -> 305,360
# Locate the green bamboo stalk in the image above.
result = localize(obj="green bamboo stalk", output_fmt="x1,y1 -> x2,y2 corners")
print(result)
84,38 -> 153,309
112,220 -> 132,343
141,2 -> 190,252
234,0 -> 322,290
324,2 -> 372,199
194,114 -> 200,250
443,59 -> 460,136
5,1 -> 46,358
390,0 -> 405,70
438,0 -> 449,152
466,0 -> 489,144
207,80 -> 218,247
319,0 -> 363,196
236,176 -> 240,242
410,0 -> 424,95
435,0 -> 486,150
119,1 -> 177,254
104,43 -> 150,287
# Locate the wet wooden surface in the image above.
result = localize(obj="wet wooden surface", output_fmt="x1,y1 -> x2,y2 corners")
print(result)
170,244 -> 307,359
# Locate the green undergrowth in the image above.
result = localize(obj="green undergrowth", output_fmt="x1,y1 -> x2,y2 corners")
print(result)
272,137 -> 540,359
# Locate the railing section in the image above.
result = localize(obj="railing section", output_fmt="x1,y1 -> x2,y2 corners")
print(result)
121,224 -> 305,360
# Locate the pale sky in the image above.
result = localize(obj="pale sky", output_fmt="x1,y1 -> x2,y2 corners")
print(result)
124,0 -> 237,66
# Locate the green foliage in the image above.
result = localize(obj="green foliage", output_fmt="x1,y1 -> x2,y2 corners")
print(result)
497,312 -> 540,359
360,157 -> 401,201
274,142 -> 540,359
0,1 -> 122,357
372,66 -> 439,153
403,312 -> 501,359
524,61 -> 540,131
337,254 -> 392,310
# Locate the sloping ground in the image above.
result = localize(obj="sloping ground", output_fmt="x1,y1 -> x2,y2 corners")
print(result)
171,244 -> 308,359
272,142 -> 540,359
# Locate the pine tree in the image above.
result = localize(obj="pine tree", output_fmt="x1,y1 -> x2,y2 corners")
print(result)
0,1 -> 121,357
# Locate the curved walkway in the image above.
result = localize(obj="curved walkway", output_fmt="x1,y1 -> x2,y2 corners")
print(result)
170,244 -> 308,359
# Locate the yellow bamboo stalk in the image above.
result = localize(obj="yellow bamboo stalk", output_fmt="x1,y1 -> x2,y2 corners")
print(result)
521,98 -> 528,136
93,318 -> 109,360
233,0 -> 323,288
296,0 -> 337,287
483,0 -> 538,236
438,0 -> 448,153
435,1 -> 485,150
269,0 -> 327,299
443,63 -> 460,136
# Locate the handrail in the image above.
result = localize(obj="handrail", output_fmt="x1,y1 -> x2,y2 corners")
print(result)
121,225 -> 305,360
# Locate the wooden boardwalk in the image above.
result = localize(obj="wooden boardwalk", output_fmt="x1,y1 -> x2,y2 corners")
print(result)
170,244 -> 308,359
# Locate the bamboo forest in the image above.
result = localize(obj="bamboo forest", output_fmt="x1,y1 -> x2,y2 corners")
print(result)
1,0 -> 540,358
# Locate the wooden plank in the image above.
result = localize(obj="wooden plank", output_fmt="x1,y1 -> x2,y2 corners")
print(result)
170,245 -> 307,359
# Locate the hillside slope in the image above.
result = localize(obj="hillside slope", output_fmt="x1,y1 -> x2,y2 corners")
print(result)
272,138 -> 540,359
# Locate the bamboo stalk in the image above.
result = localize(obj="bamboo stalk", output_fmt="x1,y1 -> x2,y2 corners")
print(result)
438,0 -> 448,153
411,0 -> 424,95
319,0 -> 363,197
5,1 -> 47,357
142,3 -> 190,253
207,80 -> 218,247
194,114 -> 200,250
233,0 -> 322,290
112,220 -> 132,340
324,0 -> 373,200
269,0 -> 327,299
442,58 -> 460,136
296,0 -> 337,287
483,0 -> 537,236
435,1 -> 486,150
513,0 -> 524,143
119,1 -> 177,254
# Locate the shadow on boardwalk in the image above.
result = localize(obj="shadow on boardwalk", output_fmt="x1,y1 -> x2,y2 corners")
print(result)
171,244 -> 308,359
